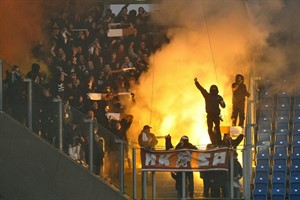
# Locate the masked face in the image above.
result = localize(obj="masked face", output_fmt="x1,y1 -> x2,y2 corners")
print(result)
210,85 -> 219,95
235,74 -> 244,84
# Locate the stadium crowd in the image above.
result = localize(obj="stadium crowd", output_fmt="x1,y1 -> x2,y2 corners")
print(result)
2,2 -> 169,174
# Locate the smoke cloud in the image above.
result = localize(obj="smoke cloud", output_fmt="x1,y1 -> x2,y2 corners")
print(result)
0,0 -> 46,71
128,0 -> 300,148
0,0 -> 101,72
1,0 -> 299,148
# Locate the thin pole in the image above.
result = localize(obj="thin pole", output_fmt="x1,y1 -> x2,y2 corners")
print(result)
0,59 -> 3,111
120,140 -> 124,193
53,98 -> 62,151
132,147 -> 137,200
89,120 -> 93,172
142,171 -> 147,200
24,79 -> 32,130
84,119 -> 93,172
152,171 -> 156,199
243,68 -> 255,200
229,150 -> 234,199
182,172 -> 186,200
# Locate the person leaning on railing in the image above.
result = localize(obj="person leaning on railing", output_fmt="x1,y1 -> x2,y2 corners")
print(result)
138,125 -> 158,150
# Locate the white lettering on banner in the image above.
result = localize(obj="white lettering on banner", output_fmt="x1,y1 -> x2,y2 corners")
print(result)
198,153 -> 211,166
141,148 -> 228,170
212,152 -> 226,166
145,153 -> 157,166
158,154 -> 172,166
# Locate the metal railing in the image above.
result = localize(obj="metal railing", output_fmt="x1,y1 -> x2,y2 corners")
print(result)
1,58 -> 257,199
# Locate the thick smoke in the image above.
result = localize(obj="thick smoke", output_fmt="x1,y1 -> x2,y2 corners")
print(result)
0,0 -> 101,72
0,0 -> 46,71
247,0 -> 300,93
128,0 -> 299,147
1,0 -> 298,148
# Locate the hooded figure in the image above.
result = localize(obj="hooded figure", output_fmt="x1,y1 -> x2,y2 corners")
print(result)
231,74 -> 250,127
194,78 -> 226,145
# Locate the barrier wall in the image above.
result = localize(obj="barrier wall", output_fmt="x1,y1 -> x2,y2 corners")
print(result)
0,112 -> 128,200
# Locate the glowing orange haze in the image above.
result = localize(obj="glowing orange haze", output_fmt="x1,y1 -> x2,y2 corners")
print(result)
124,0 -> 264,149
0,0 -> 262,149
127,30 -> 250,149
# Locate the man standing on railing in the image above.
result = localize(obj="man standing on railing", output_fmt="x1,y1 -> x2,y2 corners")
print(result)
231,74 -> 250,128
194,77 -> 226,146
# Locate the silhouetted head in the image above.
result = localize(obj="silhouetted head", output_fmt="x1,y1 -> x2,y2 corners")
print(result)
235,74 -> 244,84
31,63 -> 40,72
210,85 -> 219,95
180,135 -> 189,146
143,125 -> 152,133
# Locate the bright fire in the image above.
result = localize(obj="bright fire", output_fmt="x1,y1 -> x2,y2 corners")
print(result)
126,0 -> 257,148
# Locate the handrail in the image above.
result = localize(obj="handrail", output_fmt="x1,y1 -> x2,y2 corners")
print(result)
243,65 -> 256,200
2,58 -> 257,199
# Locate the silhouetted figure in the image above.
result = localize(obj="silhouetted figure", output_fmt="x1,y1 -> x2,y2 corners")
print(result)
26,63 -> 42,83
172,136 -> 197,199
200,144 -> 227,198
221,133 -> 244,150
231,74 -> 250,127
232,152 -> 243,198
194,77 -> 226,145
138,125 -> 158,150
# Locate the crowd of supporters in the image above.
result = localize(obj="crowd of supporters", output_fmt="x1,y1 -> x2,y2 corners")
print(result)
2,2 -> 169,174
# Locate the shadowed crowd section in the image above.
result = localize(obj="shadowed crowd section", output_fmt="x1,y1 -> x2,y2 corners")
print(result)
0,112 -> 128,200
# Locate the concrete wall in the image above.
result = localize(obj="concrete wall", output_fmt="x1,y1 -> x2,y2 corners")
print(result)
0,112 -> 128,200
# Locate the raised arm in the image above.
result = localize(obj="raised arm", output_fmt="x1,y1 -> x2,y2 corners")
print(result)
194,77 -> 208,97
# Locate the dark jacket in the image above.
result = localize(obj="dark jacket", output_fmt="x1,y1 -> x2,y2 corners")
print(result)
232,83 -> 250,104
195,81 -> 225,116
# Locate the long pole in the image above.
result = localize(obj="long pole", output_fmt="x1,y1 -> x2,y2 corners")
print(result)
53,98 -> 62,151
84,119 -> 93,172
132,147 -> 137,200
182,172 -> 186,200
24,79 -> 32,130
120,141 -> 124,193
0,59 -> 3,111
142,171 -> 147,200
152,171 -> 156,199
229,150 -> 234,199
243,69 -> 255,200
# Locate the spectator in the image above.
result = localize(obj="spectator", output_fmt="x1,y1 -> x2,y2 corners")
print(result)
221,133 -> 244,150
194,77 -> 226,146
171,136 -> 197,199
231,74 -> 250,128
232,151 -> 243,198
26,63 -> 43,83
200,144 -> 227,198
138,125 -> 158,150
115,5 -> 129,23
78,110 -> 99,165
93,134 -> 105,176
51,72 -> 66,100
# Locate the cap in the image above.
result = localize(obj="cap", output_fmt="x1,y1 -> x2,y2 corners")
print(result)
143,125 -> 152,130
